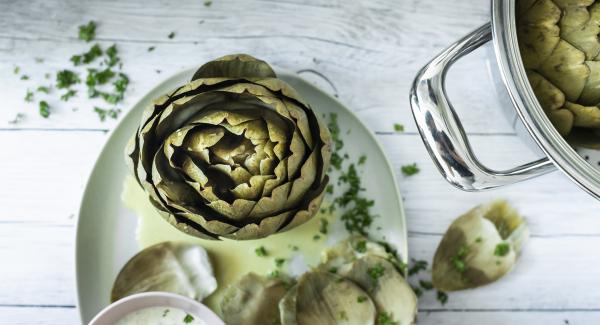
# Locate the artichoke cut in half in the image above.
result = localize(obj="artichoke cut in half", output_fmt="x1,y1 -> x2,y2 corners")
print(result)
220,273 -> 291,325
319,234 -> 390,272
111,242 -> 217,302
339,256 -> 418,325
279,271 -> 377,325
432,200 -> 529,292
518,0 -> 600,147
125,54 -> 332,240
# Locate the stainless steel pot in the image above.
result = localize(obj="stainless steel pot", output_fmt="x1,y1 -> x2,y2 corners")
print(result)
409,0 -> 600,199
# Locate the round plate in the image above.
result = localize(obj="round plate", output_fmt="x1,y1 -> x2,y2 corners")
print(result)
75,67 -> 407,323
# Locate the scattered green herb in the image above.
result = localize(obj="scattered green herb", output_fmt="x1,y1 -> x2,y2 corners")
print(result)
393,123 -> 404,132
289,245 -> 299,251
355,240 -> 367,253
162,309 -> 170,317
411,285 -> 423,297
20,75 -> 29,80
39,100 -> 50,118
34,57 -> 44,63
204,0 -> 213,6
357,296 -> 368,303
367,263 -> 385,284
56,70 -> 80,89
168,31 -> 176,39
328,267 -> 338,274
13,66 -> 20,74
358,155 -> 367,165
313,234 -> 321,241
408,259 -> 428,276
275,258 -> 286,268
450,243 -> 470,274
338,310 -> 348,320
419,280 -> 433,290
319,218 -> 329,235
437,291 -> 449,305
24,90 -> 34,102
148,46 -> 155,52
255,246 -> 268,257
105,44 -> 119,67
93,106 -> 120,121
268,270 -> 281,279
60,89 -> 77,101
494,242 -> 510,257
377,311 -> 398,325
183,313 -> 194,323
475,237 -> 483,243
37,86 -> 50,94
78,21 -> 97,42
401,163 -> 420,176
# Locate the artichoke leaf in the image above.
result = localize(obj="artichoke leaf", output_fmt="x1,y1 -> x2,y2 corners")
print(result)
519,0 -> 561,26
432,200 -> 529,292
538,40 -> 590,101
547,108 -> 575,135
565,101 -> 600,127
319,234 -> 390,272
111,242 -> 217,302
580,61 -> 600,105
526,70 -> 566,111
191,54 -> 276,80
560,2 -> 600,60
518,24 -> 561,69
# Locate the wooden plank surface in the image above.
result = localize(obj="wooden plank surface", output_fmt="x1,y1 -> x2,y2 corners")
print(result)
1,0 -> 599,323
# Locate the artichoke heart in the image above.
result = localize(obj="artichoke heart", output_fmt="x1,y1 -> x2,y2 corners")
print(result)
111,242 -> 217,302
279,271 -> 377,325
125,54 -> 332,240
432,200 -> 529,292
220,273 -> 291,325
518,0 -> 600,147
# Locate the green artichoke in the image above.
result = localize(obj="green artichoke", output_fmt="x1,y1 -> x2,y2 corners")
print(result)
518,0 -> 600,146
125,54 -> 331,240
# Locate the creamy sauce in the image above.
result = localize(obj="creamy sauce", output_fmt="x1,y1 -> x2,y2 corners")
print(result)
116,307 -> 204,325
121,176 -> 338,313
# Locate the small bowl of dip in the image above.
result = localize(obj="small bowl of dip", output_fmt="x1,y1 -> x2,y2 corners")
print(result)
88,292 -> 224,325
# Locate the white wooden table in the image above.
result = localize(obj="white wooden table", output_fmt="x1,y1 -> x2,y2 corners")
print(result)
2,0 -> 600,324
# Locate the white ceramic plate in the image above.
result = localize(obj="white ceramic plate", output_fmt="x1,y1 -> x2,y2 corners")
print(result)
76,67 -> 407,323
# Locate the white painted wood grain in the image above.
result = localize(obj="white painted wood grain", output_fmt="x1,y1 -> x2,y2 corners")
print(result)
1,0 -> 600,324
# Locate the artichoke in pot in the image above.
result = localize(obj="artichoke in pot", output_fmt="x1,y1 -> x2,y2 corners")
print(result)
518,0 -> 600,146
125,54 -> 331,240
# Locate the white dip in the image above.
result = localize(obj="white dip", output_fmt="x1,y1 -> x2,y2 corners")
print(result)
116,307 -> 206,325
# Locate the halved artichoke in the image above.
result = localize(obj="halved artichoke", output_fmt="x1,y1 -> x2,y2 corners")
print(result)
319,234 -> 389,272
279,271 -> 377,325
125,54 -> 331,240
220,273 -> 291,325
518,0 -> 600,145
432,201 -> 529,292
111,242 -> 217,302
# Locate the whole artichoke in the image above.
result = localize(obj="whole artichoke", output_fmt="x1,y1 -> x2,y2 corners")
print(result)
518,0 -> 600,146
125,54 -> 331,240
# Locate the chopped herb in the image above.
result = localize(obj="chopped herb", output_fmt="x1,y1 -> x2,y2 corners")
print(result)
168,31 -> 176,39
72,43 -> 103,66
336,164 -> 375,235
34,57 -> 44,63
338,310 -> 348,320
8,113 -> 25,124
354,240 -> 367,253
148,46 -> 156,52
327,113 -> 344,170
268,270 -> 280,279
319,218 -> 329,235
37,86 -> 50,94
328,267 -> 338,274
313,234 -> 321,241
367,263 -> 385,284
13,66 -> 20,74
255,246 -> 268,257
105,44 -> 119,67
357,296 -> 368,303
20,75 -> 29,80
450,243 -> 470,274
113,72 -> 129,94
204,0 -> 213,6
78,21 -> 97,42
393,123 -> 404,132
39,100 -> 50,118
437,291 -> 449,305
60,89 -> 77,101
377,311 -> 398,325
494,242 -> 510,257
411,285 -> 423,297
475,237 -> 483,243
86,68 -> 115,87
408,259 -> 428,276
183,313 -> 194,323
93,107 -> 120,121
419,280 -> 433,290
275,258 -> 286,268
401,163 -> 420,176
25,90 -> 34,102
358,155 -> 367,165
56,70 -> 80,89
289,245 -> 299,251
326,184 -> 334,194
162,309 -> 170,317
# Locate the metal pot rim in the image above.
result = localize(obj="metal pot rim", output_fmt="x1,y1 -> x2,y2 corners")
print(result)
492,0 -> 600,199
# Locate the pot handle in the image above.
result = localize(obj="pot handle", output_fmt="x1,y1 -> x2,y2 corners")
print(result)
409,23 -> 555,191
